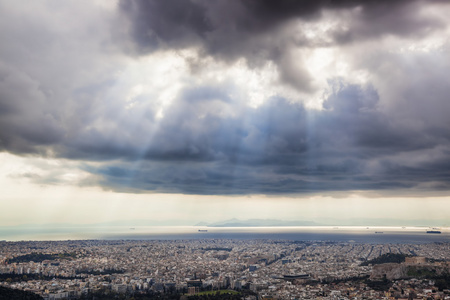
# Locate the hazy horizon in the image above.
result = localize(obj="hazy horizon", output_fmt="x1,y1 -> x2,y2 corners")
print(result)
1,216 -> 449,229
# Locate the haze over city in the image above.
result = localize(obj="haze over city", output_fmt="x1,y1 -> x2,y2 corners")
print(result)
1,0 -> 450,228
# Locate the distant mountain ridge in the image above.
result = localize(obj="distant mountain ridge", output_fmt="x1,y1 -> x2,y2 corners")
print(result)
194,218 -> 449,227
195,218 -> 317,227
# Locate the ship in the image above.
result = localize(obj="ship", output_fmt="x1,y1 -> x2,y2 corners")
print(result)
198,229 -> 208,233
426,229 -> 441,234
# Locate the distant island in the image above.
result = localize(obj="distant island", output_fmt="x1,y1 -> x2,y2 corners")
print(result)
194,218 -> 449,228
195,218 -> 317,227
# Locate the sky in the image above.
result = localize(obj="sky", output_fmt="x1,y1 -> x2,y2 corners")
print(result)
1,0 -> 450,227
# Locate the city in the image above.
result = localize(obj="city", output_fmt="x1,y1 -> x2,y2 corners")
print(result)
1,239 -> 449,299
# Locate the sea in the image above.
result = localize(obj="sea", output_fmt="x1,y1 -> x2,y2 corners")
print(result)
0,226 -> 449,244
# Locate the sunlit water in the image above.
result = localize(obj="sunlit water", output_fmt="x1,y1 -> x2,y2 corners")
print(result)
0,226 -> 449,243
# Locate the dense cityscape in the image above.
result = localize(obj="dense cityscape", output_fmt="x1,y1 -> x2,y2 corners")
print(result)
1,239 -> 449,299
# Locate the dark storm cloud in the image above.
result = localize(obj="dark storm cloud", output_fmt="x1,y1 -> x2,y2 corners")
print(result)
2,68 -> 450,194
1,0 -> 450,195
118,0 -> 445,94
119,0 -> 442,56
118,0 -> 213,53
73,81 -> 450,195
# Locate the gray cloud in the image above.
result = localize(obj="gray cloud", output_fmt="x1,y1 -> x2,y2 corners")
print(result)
120,0 -> 436,51
1,0 -> 450,195
118,0 -> 446,92
0,1 -> 123,154
75,80 -> 450,194
118,0 -> 213,53
0,63 -> 65,154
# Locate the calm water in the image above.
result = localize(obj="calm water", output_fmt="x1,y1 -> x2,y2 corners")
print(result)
0,226 -> 449,244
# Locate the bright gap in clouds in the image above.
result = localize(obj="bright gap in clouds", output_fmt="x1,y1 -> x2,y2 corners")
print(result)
119,46 -> 337,114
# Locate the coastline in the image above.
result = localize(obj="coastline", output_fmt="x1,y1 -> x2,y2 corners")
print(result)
0,225 -> 449,243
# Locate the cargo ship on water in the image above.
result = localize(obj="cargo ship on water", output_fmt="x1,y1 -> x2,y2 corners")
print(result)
426,228 -> 441,234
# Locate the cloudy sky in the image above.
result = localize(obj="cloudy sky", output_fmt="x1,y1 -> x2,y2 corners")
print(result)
1,0 -> 450,227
